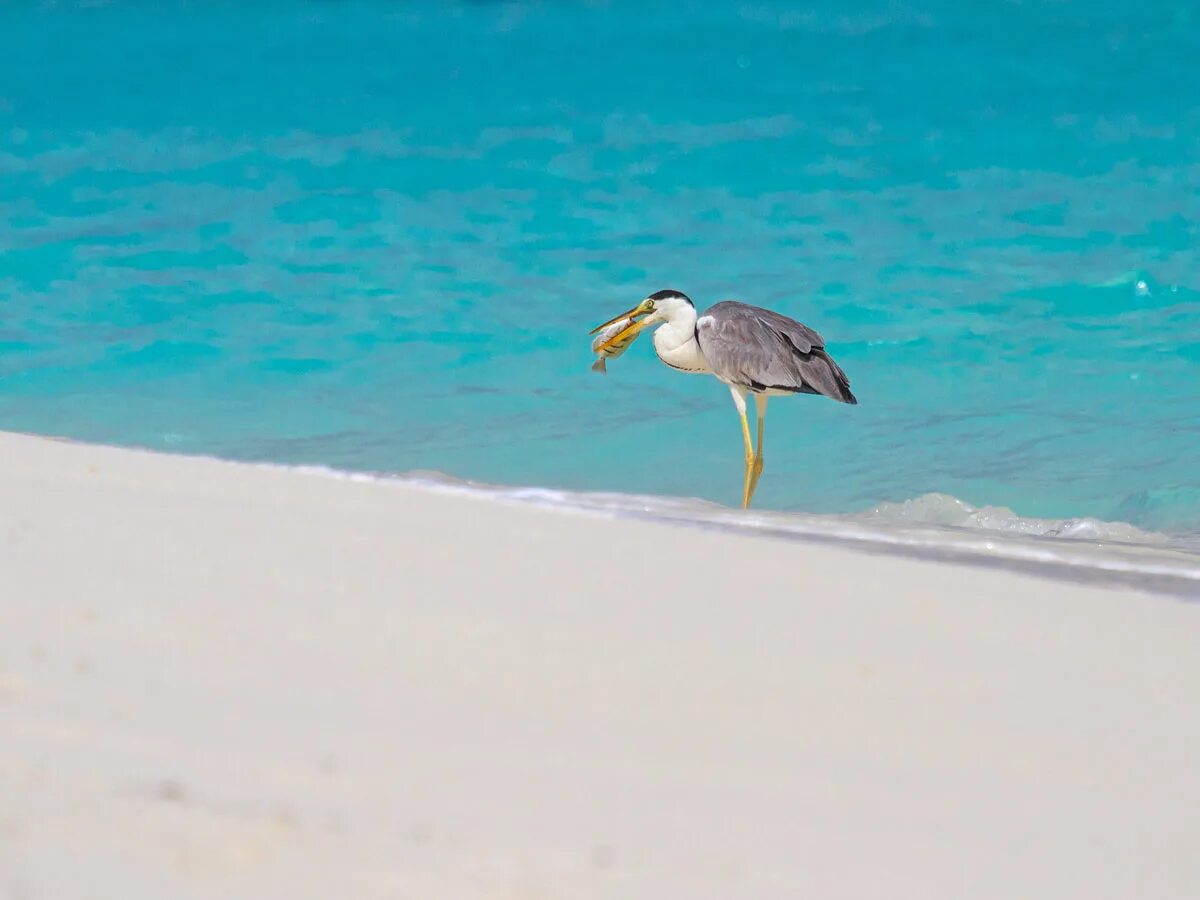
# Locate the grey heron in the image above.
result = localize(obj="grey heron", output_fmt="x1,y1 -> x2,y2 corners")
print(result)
591,289 -> 857,509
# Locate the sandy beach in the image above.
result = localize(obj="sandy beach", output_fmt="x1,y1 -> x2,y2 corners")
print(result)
2,429 -> 1198,899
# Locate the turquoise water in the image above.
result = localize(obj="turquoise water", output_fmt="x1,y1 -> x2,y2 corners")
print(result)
2,1 -> 1199,535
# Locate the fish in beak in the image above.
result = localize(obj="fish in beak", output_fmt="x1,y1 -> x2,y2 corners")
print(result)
589,298 -> 655,353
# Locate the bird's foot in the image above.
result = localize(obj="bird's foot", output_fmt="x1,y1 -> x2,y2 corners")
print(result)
741,455 -> 756,509
745,455 -> 765,507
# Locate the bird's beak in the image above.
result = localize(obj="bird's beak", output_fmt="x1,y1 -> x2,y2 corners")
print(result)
589,298 -> 655,335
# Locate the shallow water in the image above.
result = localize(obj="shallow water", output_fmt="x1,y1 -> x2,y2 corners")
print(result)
2,1 -> 1199,557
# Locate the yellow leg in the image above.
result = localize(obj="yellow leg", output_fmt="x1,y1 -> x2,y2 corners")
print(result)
730,387 -> 765,509
739,407 -> 755,509
747,395 -> 767,504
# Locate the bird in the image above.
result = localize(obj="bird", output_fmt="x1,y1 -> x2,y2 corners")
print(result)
590,289 -> 857,509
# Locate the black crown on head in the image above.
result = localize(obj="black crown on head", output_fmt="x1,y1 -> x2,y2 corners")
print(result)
648,289 -> 693,307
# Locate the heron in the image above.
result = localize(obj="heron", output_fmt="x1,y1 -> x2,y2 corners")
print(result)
591,289 -> 857,509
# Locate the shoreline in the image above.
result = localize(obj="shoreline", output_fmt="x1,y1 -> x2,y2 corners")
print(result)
4,428 -> 1200,897
11,429 -> 1200,597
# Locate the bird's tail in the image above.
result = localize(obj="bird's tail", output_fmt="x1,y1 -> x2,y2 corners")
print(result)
812,350 -> 857,404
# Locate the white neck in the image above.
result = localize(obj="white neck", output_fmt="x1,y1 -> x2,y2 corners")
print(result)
652,304 -> 710,374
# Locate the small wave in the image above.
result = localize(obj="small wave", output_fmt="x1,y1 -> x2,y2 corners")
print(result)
860,493 -> 1160,543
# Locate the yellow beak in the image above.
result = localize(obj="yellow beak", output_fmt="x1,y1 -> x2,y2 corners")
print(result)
589,298 -> 655,336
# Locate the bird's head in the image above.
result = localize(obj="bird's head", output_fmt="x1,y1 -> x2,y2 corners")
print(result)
590,289 -> 694,340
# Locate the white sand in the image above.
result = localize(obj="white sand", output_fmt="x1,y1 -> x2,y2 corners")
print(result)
1,430 -> 1198,899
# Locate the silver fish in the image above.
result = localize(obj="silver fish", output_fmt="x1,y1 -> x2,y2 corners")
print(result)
590,316 -> 642,373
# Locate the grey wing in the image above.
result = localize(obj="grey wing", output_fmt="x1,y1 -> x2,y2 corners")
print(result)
697,301 -> 857,404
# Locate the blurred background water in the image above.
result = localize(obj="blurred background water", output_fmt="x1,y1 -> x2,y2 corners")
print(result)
1,0 -> 1198,531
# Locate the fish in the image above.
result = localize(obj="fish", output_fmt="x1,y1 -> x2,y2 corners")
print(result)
590,316 -> 643,373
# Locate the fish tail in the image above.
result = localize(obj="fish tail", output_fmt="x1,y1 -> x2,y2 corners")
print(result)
591,358 -> 607,374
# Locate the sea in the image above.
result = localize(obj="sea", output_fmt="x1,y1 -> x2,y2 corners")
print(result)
2,1 -> 1199,588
